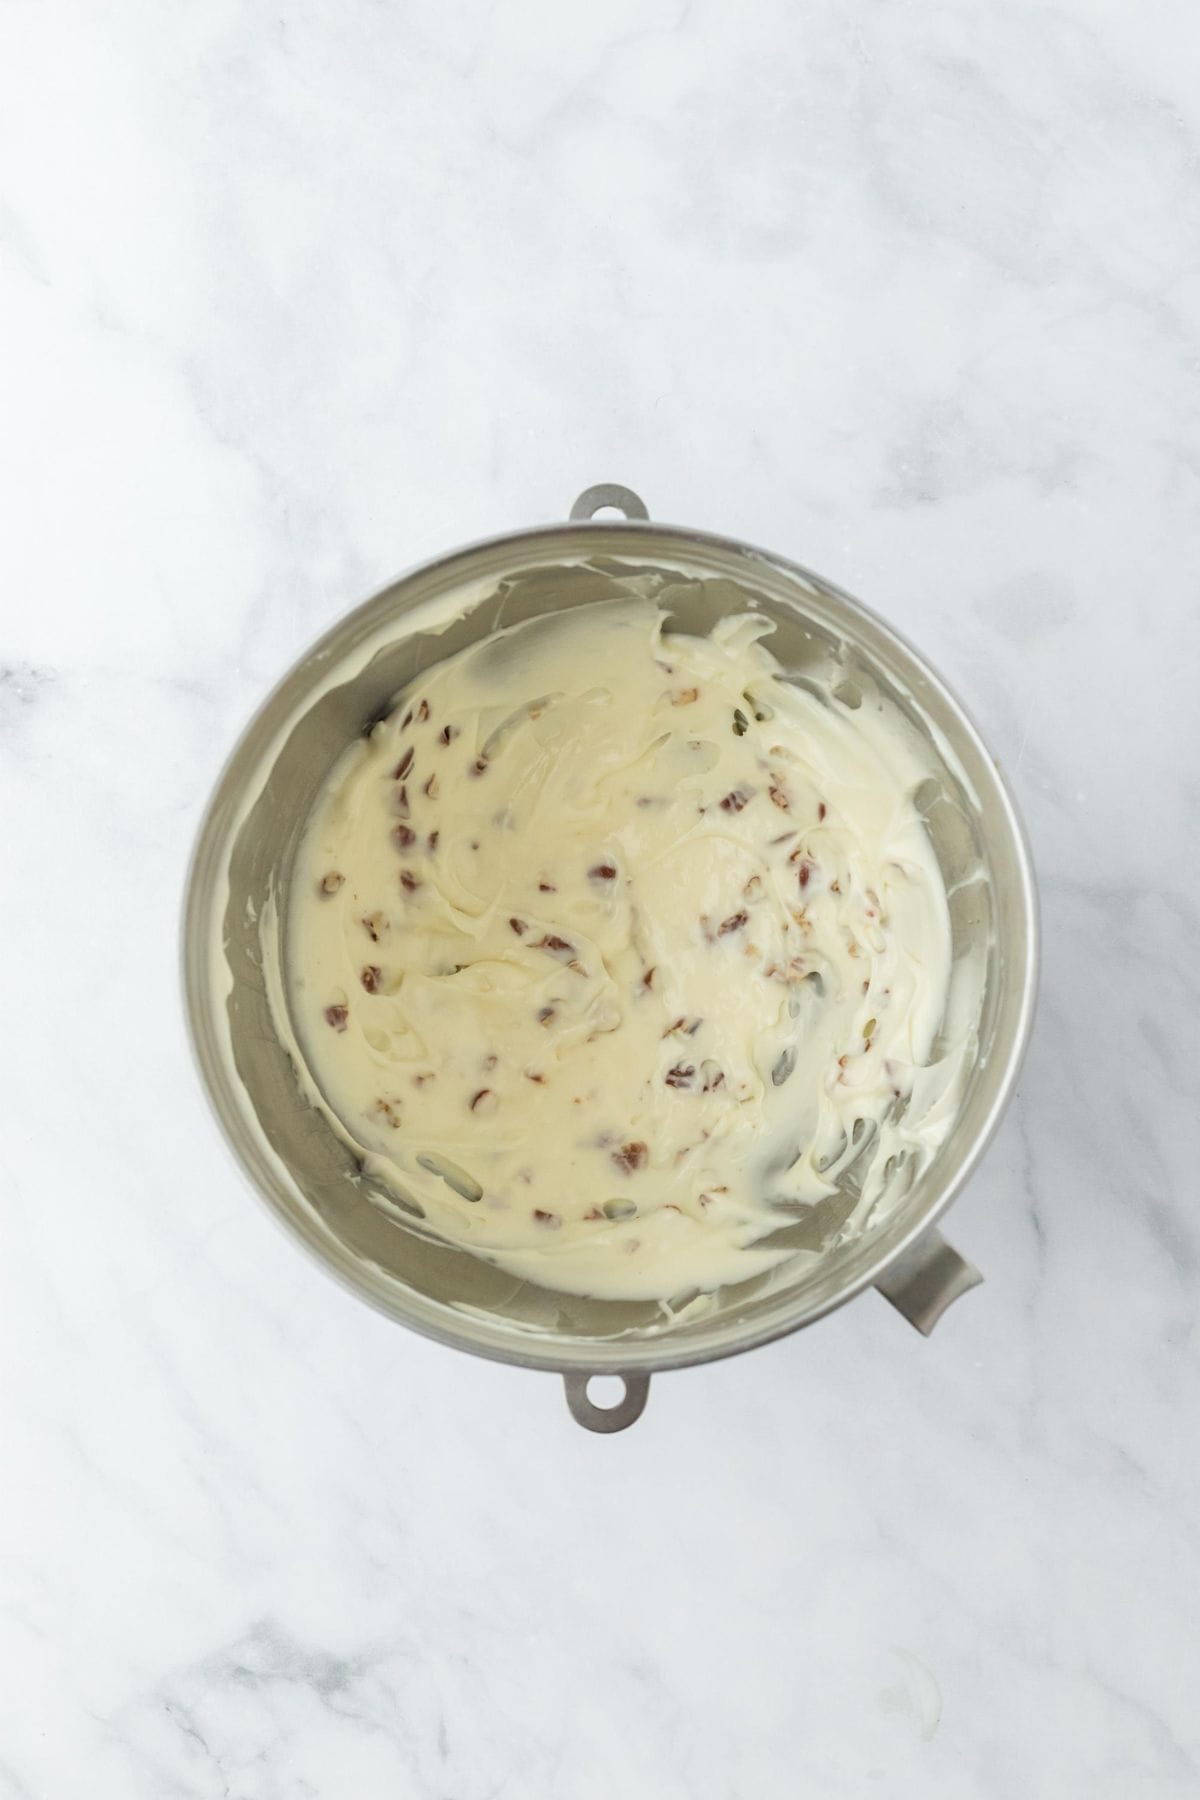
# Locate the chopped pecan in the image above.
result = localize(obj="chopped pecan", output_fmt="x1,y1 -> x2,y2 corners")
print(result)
393,746 -> 415,781
399,870 -> 420,893
611,1141 -> 647,1175
438,724 -> 458,745
718,910 -> 748,935
509,917 -> 528,935
392,823 -> 416,850
719,786 -> 754,813
665,1063 -> 696,1089
416,699 -> 430,723
324,1003 -> 349,1031
532,1209 -> 562,1228
360,966 -> 383,993
319,871 -> 344,896
423,773 -> 439,799
589,864 -> 618,881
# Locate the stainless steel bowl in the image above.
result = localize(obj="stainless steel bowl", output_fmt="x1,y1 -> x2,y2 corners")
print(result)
183,484 -> 1038,1432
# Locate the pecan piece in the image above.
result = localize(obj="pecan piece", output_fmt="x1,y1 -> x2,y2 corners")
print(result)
393,745 -> 414,781
324,1003 -> 349,1031
360,966 -> 383,993
319,870 -> 344,896
611,1141 -> 647,1175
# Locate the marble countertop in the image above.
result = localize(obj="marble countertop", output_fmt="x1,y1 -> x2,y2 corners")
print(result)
3,2 -> 1199,1794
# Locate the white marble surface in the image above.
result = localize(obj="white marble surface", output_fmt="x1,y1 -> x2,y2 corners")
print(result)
3,1 -> 1199,1793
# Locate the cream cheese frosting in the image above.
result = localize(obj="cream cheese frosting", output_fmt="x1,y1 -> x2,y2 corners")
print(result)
286,599 -> 953,1301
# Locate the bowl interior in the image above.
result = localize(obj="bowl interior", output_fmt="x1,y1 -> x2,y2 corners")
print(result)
185,523 -> 1035,1373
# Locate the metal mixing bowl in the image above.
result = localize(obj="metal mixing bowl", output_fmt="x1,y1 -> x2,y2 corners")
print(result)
183,485 -> 1038,1432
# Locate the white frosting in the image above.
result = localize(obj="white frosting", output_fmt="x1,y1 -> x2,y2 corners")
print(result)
286,600 -> 954,1301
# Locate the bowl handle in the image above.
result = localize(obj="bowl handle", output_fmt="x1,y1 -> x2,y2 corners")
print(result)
569,483 -> 650,522
563,1372 -> 651,1433
874,1229 -> 982,1334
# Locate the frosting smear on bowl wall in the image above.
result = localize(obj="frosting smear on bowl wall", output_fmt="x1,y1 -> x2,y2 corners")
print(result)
287,600 -> 954,1301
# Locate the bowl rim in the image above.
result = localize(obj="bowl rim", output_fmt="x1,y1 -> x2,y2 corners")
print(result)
182,510 -> 1040,1376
